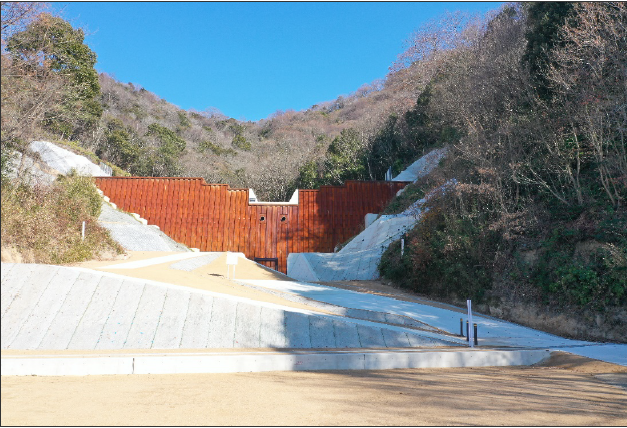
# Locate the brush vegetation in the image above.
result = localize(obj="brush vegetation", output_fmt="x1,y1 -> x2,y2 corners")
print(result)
1,172 -> 123,264
378,3 -> 626,342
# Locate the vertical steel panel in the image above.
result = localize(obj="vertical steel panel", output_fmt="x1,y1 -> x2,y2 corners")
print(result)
218,186 -> 226,251
258,206 -> 267,259
204,185 -> 213,251
188,181 -> 195,249
233,189 -> 240,250
198,184 -> 208,251
249,206 -> 258,259
155,179 -> 164,232
182,179 -> 191,246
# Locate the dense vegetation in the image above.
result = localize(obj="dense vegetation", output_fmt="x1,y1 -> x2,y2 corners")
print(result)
378,2 -> 626,341
1,2 -> 625,339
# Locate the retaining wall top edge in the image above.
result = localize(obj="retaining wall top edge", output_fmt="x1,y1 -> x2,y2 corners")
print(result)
95,177 -> 409,193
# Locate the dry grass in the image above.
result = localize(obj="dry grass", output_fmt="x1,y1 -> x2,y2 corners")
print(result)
1,174 -> 123,264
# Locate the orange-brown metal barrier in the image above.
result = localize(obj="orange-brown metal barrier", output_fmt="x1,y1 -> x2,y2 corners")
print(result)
95,177 -> 408,274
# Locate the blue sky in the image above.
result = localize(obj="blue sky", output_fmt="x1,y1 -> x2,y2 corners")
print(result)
55,2 -> 501,122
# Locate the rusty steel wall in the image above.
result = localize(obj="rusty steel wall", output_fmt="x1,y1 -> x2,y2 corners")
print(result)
95,177 -> 408,273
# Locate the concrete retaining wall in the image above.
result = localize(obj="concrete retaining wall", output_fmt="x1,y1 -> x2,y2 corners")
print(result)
1,348 -> 551,376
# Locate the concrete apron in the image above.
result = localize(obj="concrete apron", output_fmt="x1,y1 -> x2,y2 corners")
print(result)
1,347 -> 550,376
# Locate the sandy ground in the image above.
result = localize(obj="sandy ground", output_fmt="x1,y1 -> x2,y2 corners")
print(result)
71,251 -> 333,315
1,352 -> 625,426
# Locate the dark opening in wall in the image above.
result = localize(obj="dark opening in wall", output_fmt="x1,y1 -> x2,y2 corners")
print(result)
280,216 -> 287,222
260,215 -> 265,222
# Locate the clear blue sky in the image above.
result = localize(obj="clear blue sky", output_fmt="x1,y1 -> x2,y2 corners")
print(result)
55,2 -> 501,122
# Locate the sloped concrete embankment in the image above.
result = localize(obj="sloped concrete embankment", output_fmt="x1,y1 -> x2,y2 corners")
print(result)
97,202 -> 190,252
8,141 -> 111,186
1,263 -> 455,352
288,214 -> 416,281
288,147 -> 449,282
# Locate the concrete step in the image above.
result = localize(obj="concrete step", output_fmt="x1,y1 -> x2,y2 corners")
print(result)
0,347 -> 550,376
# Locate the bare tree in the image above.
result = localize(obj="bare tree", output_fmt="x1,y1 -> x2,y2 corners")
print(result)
1,2 -> 47,47
547,2 -> 627,207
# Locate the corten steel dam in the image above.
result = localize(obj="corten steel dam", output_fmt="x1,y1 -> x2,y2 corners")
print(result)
94,177 -> 408,273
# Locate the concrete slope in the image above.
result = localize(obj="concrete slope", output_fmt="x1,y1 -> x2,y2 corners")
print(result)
239,278 -> 627,366
288,214 -> 417,281
29,141 -> 109,177
1,263 -> 459,351
8,140 -> 109,186
7,152 -> 57,185
98,202 -> 190,252
287,148 -> 450,282
392,146 -> 448,182
7,141 -> 184,252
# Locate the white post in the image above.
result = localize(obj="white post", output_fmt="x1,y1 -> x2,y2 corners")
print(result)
467,299 -> 474,347
81,221 -> 85,241
226,252 -> 238,280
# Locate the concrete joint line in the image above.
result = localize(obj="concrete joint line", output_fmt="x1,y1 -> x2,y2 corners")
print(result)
308,315 -> 313,348
257,307 -> 263,348
204,297 -> 216,348
356,325 -> 363,348
122,284 -> 147,348
151,289 -> 171,349
300,255 -> 318,282
381,329 -> 388,348
34,270 -> 72,350
233,303 -> 240,347
176,293 -> 193,349
95,278 -> 124,349
7,268 -> 56,349
68,275 -> 104,350
2,265 -> 37,311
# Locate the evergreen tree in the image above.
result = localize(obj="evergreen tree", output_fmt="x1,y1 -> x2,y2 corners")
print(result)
6,13 -> 102,139
522,2 -> 575,100
324,128 -> 366,184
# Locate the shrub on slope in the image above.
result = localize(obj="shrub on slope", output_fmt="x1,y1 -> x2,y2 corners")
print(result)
1,173 -> 123,264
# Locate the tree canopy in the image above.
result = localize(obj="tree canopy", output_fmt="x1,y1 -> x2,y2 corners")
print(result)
6,13 -> 102,139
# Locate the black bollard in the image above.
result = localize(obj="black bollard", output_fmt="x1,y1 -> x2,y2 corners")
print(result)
460,318 -> 464,336
473,323 -> 478,346
466,321 -> 469,342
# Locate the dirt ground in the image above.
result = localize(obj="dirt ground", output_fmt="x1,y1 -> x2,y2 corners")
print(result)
71,251 -> 333,315
2,352 -> 626,426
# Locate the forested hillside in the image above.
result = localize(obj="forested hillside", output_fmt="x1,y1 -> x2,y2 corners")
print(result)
376,3 -> 626,341
93,69 -> 421,201
1,2 -> 625,341
1,2 -> 446,201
